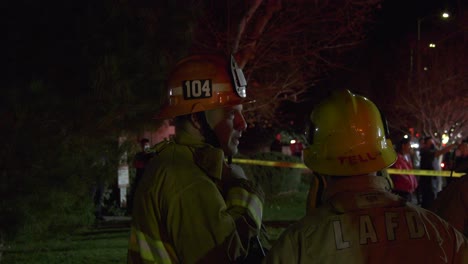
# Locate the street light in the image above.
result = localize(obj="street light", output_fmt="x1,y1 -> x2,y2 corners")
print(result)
417,12 -> 450,41
418,12 -> 450,42
415,11 -> 450,90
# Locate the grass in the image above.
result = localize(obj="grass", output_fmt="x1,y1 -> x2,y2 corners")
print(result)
2,190 -> 308,263
264,190 -> 307,221
2,226 -> 129,264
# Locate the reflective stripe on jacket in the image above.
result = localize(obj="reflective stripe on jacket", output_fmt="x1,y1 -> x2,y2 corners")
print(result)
128,130 -> 263,263
264,176 -> 468,264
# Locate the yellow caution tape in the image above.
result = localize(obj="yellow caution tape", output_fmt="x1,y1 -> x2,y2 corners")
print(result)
386,168 -> 464,178
231,158 -> 465,178
231,158 -> 307,169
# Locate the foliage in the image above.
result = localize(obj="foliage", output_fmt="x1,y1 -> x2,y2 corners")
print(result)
2,191 -> 309,263
240,120 -> 308,154
238,152 -> 304,198
1,1 -> 197,242
239,123 -> 277,153
0,132 -> 123,241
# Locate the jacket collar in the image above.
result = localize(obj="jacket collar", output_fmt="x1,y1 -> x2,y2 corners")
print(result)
175,129 -> 225,181
324,175 -> 391,200
174,129 -> 206,148
323,175 -> 402,213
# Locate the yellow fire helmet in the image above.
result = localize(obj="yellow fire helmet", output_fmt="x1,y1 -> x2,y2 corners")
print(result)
303,89 -> 397,176
155,54 -> 254,119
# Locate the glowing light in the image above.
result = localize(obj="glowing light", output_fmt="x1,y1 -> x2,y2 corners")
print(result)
411,143 -> 419,149
429,43 -> 436,48
441,162 -> 445,168
290,139 -> 296,144
442,12 -> 450,18
404,135 -> 409,139
442,134 -> 449,145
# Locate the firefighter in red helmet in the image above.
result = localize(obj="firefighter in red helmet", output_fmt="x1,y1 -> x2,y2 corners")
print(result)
264,90 -> 468,263
128,54 -> 264,263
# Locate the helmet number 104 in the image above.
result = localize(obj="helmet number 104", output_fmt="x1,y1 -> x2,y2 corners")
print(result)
183,79 -> 212,99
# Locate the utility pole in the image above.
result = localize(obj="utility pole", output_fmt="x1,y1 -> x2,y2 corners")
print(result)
414,12 -> 450,96
416,18 -> 422,95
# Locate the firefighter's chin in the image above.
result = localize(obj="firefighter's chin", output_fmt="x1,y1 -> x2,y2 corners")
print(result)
224,141 -> 239,157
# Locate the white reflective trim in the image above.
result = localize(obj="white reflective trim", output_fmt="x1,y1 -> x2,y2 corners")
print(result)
170,83 -> 232,96
226,187 -> 263,228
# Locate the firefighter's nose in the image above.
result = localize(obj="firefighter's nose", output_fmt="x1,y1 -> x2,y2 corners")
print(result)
235,113 -> 247,131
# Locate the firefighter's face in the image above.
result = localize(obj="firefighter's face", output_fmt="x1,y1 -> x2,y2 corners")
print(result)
205,104 -> 247,156
402,142 -> 411,154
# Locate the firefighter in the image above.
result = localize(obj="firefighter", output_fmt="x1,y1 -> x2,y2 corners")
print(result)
264,90 -> 468,263
127,54 -> 264,263
431,174 -> 468,236
431,139 -> 468,236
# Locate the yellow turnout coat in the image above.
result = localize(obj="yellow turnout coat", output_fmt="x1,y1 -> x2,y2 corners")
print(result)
265,176 -> 468,264
128,131 -> 263,263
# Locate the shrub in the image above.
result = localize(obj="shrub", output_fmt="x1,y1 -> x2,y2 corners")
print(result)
0,134 -> 123,243
237,152 -> 304,198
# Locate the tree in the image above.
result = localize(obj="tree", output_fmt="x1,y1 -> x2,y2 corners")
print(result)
189,0 -> 383,129
1,0 -> 196,241
390,21 -> 468,142
0,0 -> 387,240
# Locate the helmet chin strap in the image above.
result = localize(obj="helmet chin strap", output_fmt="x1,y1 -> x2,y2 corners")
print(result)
195,112 -> 221,149
195,112 -> 233,165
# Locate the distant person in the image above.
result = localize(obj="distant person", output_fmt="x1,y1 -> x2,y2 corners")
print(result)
264,89 -> 468,263
92,155 -> 110,221
418,136 -> 457,209
453,138 -> 468,174
389,138 -> 418,202
445,138 -> 468,185
133,138 -> 153,184
127,138 -> 154,214
92,178 -> 105,221
412,137 -> 424,169
270,133 -> 282,152
128,54 -> 264,263
289,139 -> 303,158
413,137 -> 424,204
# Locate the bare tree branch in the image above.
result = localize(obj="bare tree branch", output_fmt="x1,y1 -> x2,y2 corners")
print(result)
232,0 -> 263,53
390,32 -> 468,141
190,0 -> 383,128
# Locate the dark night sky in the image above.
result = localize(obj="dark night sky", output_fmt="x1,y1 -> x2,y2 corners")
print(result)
282,0 -> 463,132
316,0 -> 462,95
3,0 -> 463,134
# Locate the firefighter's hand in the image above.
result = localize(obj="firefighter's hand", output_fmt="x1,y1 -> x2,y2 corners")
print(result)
222,163 -> 264,200
223,163 -> 248,181
230,164 -> 248,180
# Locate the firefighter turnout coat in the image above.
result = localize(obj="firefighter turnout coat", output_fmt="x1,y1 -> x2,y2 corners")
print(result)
128,130 -> 263,263
264,176 -> 468,264
432,174 -> 468,236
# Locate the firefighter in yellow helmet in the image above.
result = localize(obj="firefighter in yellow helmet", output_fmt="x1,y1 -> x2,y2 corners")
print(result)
264,89 -> 468,264
127,54 -> 264,263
